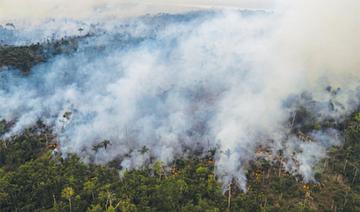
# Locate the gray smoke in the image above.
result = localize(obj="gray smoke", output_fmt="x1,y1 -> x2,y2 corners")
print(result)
1,0 -> 359,190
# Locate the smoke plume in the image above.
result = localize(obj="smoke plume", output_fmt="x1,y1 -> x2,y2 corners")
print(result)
0,0 -> 359,190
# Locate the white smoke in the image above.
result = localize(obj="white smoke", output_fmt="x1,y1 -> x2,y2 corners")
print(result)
0,0 -> 359,190
0,0 -> 274,23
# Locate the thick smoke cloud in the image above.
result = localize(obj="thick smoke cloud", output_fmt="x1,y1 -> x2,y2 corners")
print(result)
1,0 -> 359,190
0,0 -> 273,23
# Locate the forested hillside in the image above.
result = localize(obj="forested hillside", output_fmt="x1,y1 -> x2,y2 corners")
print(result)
1,6 -> 360,211
0,110 -> 360,211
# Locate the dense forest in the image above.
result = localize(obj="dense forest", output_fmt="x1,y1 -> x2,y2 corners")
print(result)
1,10 -> 360,211
0,110 -> 360,211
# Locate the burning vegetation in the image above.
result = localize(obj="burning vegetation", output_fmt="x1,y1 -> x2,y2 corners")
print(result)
1,2 -> 360,210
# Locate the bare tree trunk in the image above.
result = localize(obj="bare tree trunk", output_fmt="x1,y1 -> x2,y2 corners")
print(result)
69,198 -> 72,212
352,168 -> 358,184
323,159 -> 328,170
343,160 -> 348,173
343,191 -> 348,208
227,183 -> 232,209
53,194 -> 57,207
45,134 -> 49,146
262,197 -> 268,212
290,112 -> 296,129
278,167 -> 281,177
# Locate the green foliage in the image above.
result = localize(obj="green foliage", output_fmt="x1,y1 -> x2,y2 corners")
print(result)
353,112 -> 360,122
0,120 -> 6,135
0,36 -> 82,73
0,44 -> 44,72
0,112 -> 360,211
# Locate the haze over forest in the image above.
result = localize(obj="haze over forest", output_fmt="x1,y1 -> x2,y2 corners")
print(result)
0,0 -> 359,211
